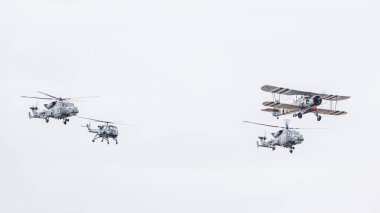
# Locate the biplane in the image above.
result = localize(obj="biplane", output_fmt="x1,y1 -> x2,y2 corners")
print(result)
261,85 -> 350,121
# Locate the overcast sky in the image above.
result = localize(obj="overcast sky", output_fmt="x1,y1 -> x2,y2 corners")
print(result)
1,0 -> 379,212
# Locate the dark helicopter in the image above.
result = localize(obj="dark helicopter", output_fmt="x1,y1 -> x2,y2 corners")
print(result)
79,117 -> 125,144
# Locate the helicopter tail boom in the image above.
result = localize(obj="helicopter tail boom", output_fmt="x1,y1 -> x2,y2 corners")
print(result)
81,123 -> 98,133
28,107 -> 39,119
257,142 -> 276,150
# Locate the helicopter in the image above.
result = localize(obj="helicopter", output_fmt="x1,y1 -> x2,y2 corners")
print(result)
21,92 -> 83,125
79,117 -> 122,144
244,120 -> 320,153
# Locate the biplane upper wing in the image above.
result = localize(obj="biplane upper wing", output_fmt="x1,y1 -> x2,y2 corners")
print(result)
261,85 -> 350,101
261,85 -> 307,96
262,102 -> 301,110
317,94 -> 351,101
317,108 -> 348,116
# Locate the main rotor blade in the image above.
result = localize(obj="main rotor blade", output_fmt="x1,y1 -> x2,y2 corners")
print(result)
78,116 -> 112,124
244,121 -> 284,129
78,116 -> 130,126
68,96 -> 100,101
288,127 -> 330,130
37,91 -> 58,99
21,96 -> 53,100
111,121 -> 131,126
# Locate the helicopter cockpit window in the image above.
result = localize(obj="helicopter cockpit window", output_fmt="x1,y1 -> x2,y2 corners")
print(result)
287,131 -> 298,137
109,126 -> 118,133
65,102 -> 74,107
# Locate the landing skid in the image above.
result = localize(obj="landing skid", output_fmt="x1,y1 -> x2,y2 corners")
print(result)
92,136 -> 118,145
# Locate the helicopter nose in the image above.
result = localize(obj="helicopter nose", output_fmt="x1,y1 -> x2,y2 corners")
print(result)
73,107 -> 79,114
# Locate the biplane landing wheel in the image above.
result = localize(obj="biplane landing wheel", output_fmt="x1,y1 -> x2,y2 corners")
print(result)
272,147 -> 275,151
92,139 -> 95,142
297,113 -> 303,119
317,115 -> 322,121
45,119 -> 49,123
290,149 -> 293,153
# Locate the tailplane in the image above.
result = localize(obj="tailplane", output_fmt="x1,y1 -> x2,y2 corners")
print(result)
29,107 -> 39,119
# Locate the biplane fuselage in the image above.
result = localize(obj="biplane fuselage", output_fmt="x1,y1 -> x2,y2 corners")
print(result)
296,95 -> 322,108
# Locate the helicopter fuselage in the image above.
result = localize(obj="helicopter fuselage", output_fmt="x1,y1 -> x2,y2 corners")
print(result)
258,129 -> 304,152
29,100 -> 79,124
84,123 -> 119,144
98,125 -> 119,139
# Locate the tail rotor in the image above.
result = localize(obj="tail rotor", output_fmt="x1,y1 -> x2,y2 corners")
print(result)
257,131 -> 267,148
81,123 -> 91,130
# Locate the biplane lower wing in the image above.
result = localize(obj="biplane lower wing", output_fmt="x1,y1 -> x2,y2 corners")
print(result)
261,85 -> 350,101
262,102 -> 301,110
263,102 -> 347,116
317,109 -> 347,116
261,108 -> 274,112
261,108 -> 298,116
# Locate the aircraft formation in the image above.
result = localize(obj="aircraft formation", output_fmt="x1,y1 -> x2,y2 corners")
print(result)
21,85 -> 350,151
21,91 -> 121,144
245,85 -> 350,153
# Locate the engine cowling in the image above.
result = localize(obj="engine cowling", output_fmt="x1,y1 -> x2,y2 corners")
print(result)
44,101 -> 57,109
312,95 -> 322,106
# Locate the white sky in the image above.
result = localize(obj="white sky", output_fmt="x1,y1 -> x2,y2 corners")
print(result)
0,0 -> 379,212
